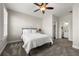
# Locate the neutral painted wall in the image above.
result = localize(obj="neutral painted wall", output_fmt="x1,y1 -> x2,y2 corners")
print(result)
42,15 -> 53,39
0,3 -> 4,41
72,4 -> 79,49
8,10 -> 42,43
58,14 -> 72,41
53,15 -> 59,39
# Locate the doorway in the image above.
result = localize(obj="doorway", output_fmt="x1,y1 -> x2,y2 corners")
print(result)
53,22 -> 57,39
53,24 -> 56,39
61,22 -> 69,39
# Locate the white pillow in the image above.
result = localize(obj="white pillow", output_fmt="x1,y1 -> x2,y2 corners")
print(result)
32,30 -> 36,33
23,29 -> 32,34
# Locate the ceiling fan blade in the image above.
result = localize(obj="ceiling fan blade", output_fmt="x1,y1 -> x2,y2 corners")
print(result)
41,3 -> 43,6
34,9 -> 40,12
42,11 -> 45,14
45,3 -> 48,5
46,7 -> 54,9
34,3 -> 40,6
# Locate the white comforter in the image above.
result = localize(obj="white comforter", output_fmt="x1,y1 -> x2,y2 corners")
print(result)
21,33 -> 53,54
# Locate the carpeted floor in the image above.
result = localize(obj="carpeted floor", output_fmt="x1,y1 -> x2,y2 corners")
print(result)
1,39 -> 79,56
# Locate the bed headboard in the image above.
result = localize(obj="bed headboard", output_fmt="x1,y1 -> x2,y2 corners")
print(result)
22,28 -> 37,35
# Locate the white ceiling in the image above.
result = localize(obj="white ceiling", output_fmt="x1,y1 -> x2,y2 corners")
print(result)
5,3 -> 73,18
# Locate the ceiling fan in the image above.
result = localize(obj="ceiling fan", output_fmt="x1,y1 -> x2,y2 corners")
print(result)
34,3 -> 54,14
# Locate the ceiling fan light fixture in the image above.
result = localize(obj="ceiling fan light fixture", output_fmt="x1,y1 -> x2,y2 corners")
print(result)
34,3 -> 54,14
40,7 -> 46,11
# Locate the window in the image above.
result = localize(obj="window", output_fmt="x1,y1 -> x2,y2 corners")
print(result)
3,7 -> 8,37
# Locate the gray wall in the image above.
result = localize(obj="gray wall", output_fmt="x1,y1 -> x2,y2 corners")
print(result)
0,3 -> 4,40
42,15 -> 53,39
42,15 -> 59,39
53,15 -> 59,39
8,10 -> 42,43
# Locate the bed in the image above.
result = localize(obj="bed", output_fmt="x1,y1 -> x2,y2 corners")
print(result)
21,28 -> 53,55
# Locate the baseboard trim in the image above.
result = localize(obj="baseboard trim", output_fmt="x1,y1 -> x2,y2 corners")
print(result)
0,41 -> 7,55
8,40 -> 22,44
72,44 -> 79,49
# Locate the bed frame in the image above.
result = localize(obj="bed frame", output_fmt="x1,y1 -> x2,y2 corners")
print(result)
21,28 -> 52,56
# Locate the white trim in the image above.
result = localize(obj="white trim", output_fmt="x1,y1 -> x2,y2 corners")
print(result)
0,40 -> 7,55
72,44 -> 79,49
